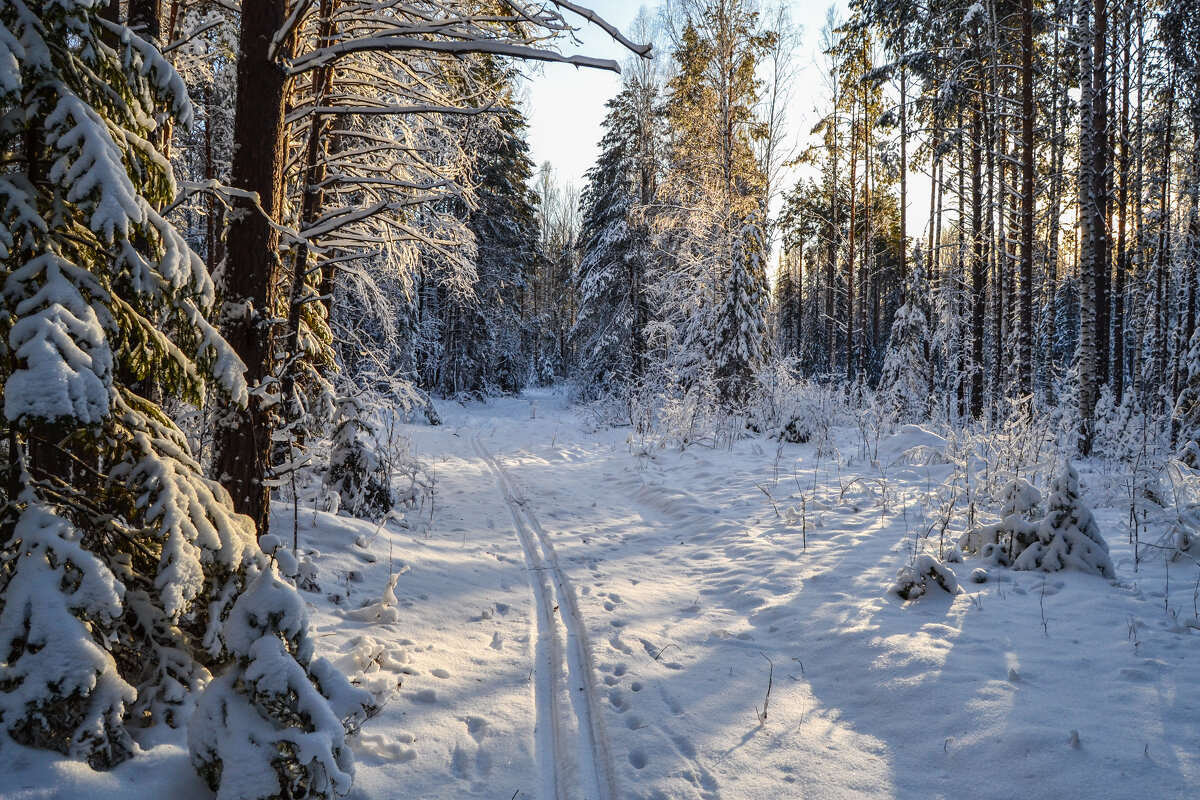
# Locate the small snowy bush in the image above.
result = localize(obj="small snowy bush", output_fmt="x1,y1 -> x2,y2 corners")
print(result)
748,359 -> 813,443
957,465 -> 1114,578
890,554 -> 961,601
324,394 -> 397,519
189,567 -> 373,800
959,477 -> 1043,566
1012,464 -> 1114,578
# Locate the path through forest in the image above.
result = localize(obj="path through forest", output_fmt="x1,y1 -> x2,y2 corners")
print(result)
325,391 -> 1199,800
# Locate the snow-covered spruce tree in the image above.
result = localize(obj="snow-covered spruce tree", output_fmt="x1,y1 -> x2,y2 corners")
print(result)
441,70 -> 540,396
0,0 -> 249,765
573,73 -> 660,398
879,250 -> 931,423
0,4 -> 369,790
713,211 -> 769,408
1012,463 -> 1115,578
324,393 -> 395,519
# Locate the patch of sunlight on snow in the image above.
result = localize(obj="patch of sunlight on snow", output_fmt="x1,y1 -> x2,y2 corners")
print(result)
870,605 -> 970,673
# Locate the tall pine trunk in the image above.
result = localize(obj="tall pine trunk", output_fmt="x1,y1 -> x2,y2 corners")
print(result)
971,106 -> 986,420
216,0 -> 292,536
1018,0 -> 1035,400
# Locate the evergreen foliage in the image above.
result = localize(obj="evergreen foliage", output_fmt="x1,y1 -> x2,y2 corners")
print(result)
1012,463 -> 1115,578
324,393 -> 396,519
573,81 -> 653,395
0,5 -> 369,791
0,0 -> 248,766
879,251 -> 931,422
714,211 -> 770,407
435,69 -> 540,396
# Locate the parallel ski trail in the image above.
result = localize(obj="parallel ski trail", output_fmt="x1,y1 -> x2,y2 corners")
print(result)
473,433 -> 617,800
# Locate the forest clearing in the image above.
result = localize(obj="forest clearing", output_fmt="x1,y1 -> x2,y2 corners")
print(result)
2,0 -> 1200,798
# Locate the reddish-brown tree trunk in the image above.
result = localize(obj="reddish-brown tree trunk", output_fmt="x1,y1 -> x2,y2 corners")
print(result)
216,0 -> 292,537
1018,0 -> 1035,400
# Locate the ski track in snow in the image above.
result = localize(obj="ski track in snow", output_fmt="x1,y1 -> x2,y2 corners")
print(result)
472,432 -> 618,800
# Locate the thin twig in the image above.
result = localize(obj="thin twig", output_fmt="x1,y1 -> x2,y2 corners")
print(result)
653,643 -> 682,662
756,652 -> 774,724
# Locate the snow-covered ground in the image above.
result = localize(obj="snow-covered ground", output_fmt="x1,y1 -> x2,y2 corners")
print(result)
4,390 -> 1199,799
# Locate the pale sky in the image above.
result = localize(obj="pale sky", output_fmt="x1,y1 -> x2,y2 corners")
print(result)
524,2 -> 850,199
523,1 -> 934,250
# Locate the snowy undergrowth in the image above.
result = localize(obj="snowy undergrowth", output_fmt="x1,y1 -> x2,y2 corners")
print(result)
6,392 -> 1200,799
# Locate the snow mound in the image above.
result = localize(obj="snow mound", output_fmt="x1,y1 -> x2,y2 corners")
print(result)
889,554 -> 961,601
876,424 -> 949,466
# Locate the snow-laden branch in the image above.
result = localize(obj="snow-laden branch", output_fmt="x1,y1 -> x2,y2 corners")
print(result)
162,19 -> 224,54
284,101 -> 499,125
287,36 -> 622,76
174,180 -> 309,247
546,0 -> 653,58
270,0 -> 312,62
299,193 -> 456,240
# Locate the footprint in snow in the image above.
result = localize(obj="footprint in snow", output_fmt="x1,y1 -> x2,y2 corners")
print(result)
355,732 -> 417,762
450,741 -> 492,787
465,716 -> 489,742
629,749 -> 649,769
490,631 -> 504,650
670,732 -> 697,759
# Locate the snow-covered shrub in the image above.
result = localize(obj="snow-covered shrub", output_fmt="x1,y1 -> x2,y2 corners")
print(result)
1011,464 -> 1115,578
324,393 -> 396,519
889,555 -> 961,601
879,255 -> 931,423
956,465 -> 1114,578
850,381 -> 895,463
748,358 -> 813,443
959,477 -> 1043,566
643,369 -> 724,450
189,568 -> 372,800
1136,458 -> 1200,560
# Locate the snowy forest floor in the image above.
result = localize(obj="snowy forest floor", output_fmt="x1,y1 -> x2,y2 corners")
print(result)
4,390 -> 1200,800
